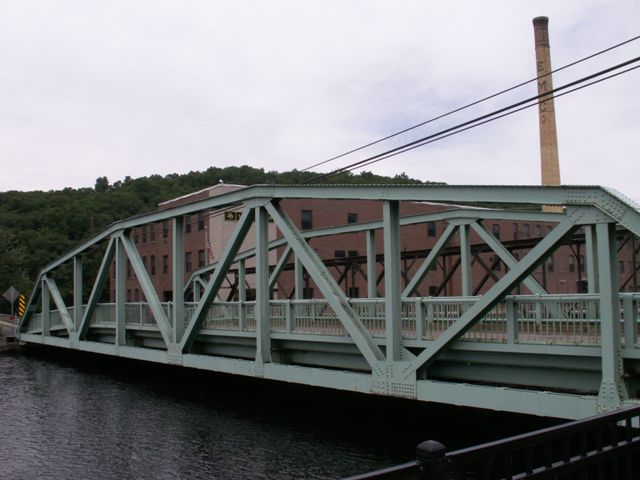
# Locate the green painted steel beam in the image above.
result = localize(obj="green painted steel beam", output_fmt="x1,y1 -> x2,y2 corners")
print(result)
78,237 -> 116,340
43,276 -> 75,336
408,218 -> 578,373
172,217 -> 185,343
255,206 -> 272,365
37,184 -> 640,276
119,233 -> 172,348
403,223 -> 456,296
180,206 -> 256,352
269,245 -> 292,289
470,221 -> 551,296
383,200 -> 402,361
265,200 -> 385,367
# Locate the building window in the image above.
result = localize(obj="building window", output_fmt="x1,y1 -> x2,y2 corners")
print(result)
619,261 -> 625,274
492,224 -> 500,240
134,289 -> 140,302
513,223 -> 518,240
523,224 -> 530,239
198,250 -> 205,268
185,215 -> 191,233
347,213 -> 358,224
427,222 -> 436,237
535,224 -> 542,237
198,212 -> 205,231
127,260 -> 131,278
348,250 -> 358,257
334,250 -> 346,258
347,287 -> 360,298
547,254 -> 554,272
301,210 -> 313,230
127,289 -> 131,302
162,255 -> 169,274
568,255 -> 575,273
185,252 -> 192,272
141,226 -> 147,243
163,221 -> 169,239
134,229 -> 139,244
150,255 -> 156,276
150,224 -> 155,241
579,255 -> 585,273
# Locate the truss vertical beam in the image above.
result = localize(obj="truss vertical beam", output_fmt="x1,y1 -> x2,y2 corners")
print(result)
255,206 -> 272,364
459,224 -> 472,296
294,257 -> 304,299
115,238 -> 126,346
173,217 -> 185,343
73,256 -> 83,331
585,225 -> 599,294
403,223 -> 456,297
383,200 -> 402,361
596,222 -> 627,411
180,206 -> 255,352
42,278 -> 50,336
238,259 -> 246,331
367,229 -> 377,298
119,233 -> 172,347
265,201 -> 385,367
78,237 -> 116,340
409,218 -> 577,373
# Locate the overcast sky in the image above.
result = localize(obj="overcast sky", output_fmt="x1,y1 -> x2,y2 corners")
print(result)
1,1 -> 638,201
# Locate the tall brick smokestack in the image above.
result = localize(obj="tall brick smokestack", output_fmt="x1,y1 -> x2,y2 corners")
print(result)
533,16 -> 561,187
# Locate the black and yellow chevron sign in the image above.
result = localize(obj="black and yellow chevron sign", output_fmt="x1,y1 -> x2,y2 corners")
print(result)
17,294 -> 26,317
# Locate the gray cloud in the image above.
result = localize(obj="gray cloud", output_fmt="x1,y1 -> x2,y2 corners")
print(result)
0,0 -> 638,201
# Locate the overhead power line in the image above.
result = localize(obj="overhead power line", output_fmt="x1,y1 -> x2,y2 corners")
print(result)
299,34 -> 640,175
305,55 -> 640,184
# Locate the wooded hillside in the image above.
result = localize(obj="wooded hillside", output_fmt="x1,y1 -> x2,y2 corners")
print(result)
0,165 -> 433,312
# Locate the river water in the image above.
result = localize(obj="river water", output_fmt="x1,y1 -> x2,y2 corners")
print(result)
0,347 -> 558,479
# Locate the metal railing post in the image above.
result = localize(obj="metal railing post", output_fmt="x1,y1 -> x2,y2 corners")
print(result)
506,296 -> 517,344
416,440 -> 446,480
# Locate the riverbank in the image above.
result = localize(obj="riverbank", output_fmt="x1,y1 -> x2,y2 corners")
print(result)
0,315 -> 21,352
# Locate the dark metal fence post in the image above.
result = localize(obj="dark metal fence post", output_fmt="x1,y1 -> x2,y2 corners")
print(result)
416,440 -> 446,479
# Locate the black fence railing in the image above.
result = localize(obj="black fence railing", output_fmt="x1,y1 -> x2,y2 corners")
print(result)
344,405 -> 640,480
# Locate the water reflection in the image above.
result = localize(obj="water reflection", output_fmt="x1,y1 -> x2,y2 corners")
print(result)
0,347 -> 558,479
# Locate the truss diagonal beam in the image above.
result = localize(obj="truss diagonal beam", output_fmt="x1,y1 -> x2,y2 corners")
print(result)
78,237 -> 116,340
119,233 -> 172,347
471,221 -> 550,295
409,218 -> 577,373
403,223 -> 457,297
43,276 -> 75,336
265,201 -> 385,367
180,206 -> 255,352
269,245 -> 292,288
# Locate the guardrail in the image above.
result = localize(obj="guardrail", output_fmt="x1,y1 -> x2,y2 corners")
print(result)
25,293 -> 640,348
345,404 -> 640,479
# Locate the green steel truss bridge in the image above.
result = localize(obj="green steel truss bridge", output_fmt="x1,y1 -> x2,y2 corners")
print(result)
16,185 -> 640,419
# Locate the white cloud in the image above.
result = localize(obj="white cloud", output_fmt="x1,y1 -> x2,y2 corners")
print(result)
0,0 -> 638,201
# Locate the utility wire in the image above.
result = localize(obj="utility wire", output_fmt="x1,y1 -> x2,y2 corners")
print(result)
349,64 -> 640,174
305,55 -> 640,184
300,34 -> 640,174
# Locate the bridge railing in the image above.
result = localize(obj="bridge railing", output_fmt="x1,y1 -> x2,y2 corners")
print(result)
24,293 -> 640,348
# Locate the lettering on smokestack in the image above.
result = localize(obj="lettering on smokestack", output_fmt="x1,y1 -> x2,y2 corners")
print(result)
533,16 -> 561,188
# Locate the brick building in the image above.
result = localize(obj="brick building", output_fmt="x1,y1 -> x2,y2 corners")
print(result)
112,184 -> 639,303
